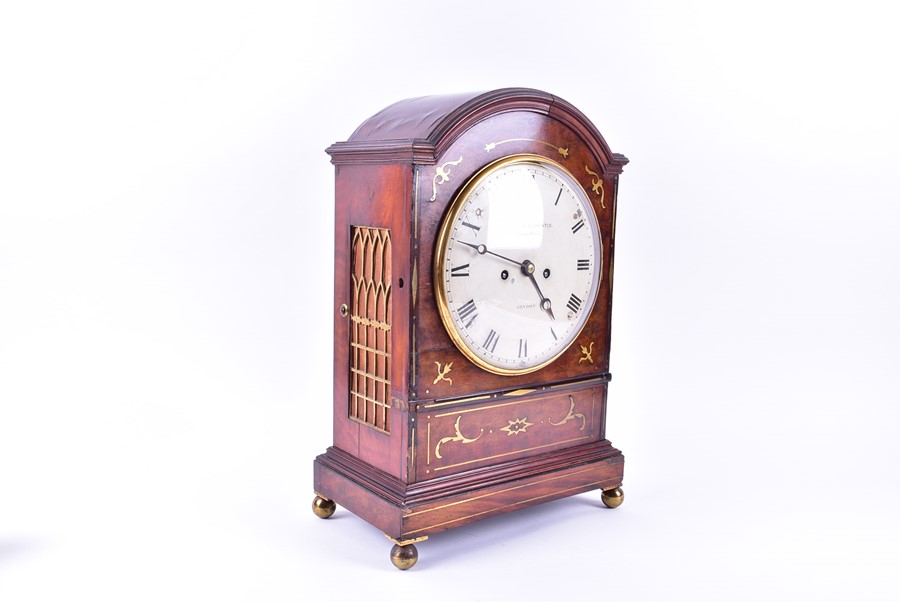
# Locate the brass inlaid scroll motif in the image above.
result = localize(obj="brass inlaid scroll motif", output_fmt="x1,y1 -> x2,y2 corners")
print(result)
584,166 -> 606,209
485,139 -> 569,159
430,157 -> 463,202
433,361 -> 453,386
435,416 -> 483,459
578,341 -> 595,365
549,396 -> 586,431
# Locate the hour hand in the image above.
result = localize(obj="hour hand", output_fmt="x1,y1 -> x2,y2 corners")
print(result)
458,240 -> 484,253
522,261 -> 555,320
458,241 -> 522,267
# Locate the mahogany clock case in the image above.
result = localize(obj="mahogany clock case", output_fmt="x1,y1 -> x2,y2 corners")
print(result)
313,88 -> 628,560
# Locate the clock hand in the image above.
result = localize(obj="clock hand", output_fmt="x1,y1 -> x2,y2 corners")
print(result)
458,241 -> 522,267
521,260 -> 555,320
458,240 -> 555,319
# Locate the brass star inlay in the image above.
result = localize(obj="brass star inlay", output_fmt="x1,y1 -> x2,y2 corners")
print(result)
500,417 -> 533,436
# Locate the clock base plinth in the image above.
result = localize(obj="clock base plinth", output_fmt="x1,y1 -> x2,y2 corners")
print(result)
313,440 -> 624,564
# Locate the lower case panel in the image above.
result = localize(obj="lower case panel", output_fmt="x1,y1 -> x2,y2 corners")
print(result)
314,441 -> 624,541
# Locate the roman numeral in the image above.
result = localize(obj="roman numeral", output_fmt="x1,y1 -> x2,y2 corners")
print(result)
518,338 -> 528,358
450,263 -> 470,277
554,188 -> 563,206
571,220 -> 585,234
461,221 -> 481,233
550,327 -> 558,341
458,299 -> 477,327
566,293 -> 583,313
577,259 -> 590,271
483,329 -> 499,353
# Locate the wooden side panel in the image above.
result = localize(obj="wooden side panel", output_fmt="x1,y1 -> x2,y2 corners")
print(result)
332,163 -> 412,480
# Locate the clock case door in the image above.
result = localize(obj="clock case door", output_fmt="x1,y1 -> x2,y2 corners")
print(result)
315,88 -> 627,542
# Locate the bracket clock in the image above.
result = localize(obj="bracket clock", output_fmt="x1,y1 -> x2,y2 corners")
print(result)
312,88 -> 628,569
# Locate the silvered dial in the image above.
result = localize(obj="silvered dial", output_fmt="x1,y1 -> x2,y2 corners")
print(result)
434,155 -> 602,375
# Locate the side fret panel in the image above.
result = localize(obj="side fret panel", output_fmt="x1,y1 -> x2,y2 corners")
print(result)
349,226 -> 392,433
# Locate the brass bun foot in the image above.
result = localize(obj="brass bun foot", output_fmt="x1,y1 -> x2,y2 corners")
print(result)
312,495 -> 336,519
390,543 -> 419,570
601,486 -> 624,509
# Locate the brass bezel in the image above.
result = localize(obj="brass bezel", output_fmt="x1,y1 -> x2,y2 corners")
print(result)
433,154 -> 602,376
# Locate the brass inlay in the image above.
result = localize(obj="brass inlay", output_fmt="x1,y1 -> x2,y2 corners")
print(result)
434,416 -> 483,459
432,435 -> 589,472
434,396 -> 536,418
504,388 -> 537,397
547,376 -> 608,390
406,465 -> 599,517
429,157 -> 463,202
485,138 -> 569,159
500,417 -> 533,436
349,226 -> 392,432
407,480 -> 608,535
422,391 -> 598,471
420,393 -> 492,410
433,361 -> 453,386
549,395 -> 586,431
350,314 -> 391,331
405,466 -> 610,534
585,165 -> 606,209
579,341 -> 595,365
385,534 -> 428,546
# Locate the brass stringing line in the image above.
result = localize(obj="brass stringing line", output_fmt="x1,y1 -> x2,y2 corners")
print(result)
432,435 -> 590,471
410,427 -> 415,472
412,167 -> 419,388
406,480 -> 608,535
433,396 -> 542,418
420,394 -> 492,410
405,465 -> 600,517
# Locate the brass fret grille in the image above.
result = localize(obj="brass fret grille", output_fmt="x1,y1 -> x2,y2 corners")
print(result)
349,226 -> 392,433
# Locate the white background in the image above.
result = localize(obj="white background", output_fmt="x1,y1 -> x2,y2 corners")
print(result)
2,1 -> 899,600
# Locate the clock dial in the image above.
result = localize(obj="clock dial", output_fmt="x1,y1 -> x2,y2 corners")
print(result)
434,155 -> 602,375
